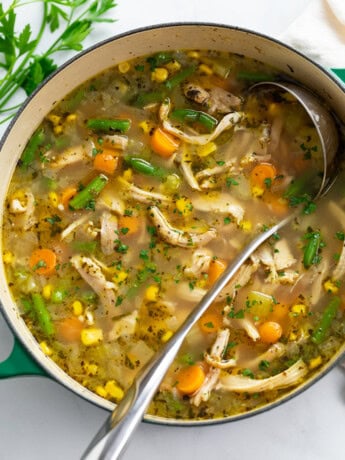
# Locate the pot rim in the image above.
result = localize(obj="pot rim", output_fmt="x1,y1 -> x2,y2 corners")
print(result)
1,21 -> 345,427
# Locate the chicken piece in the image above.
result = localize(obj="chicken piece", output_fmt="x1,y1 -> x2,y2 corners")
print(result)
191,329 -> 230,406
60,214 -> 92,241
159,99 -> 242,146
184,248 -> 213,277
102,134 -> 128,150
183,83 -> 210,105
204,329 -> 237,369
118,177 -> 171,205
192,192 -> 244,225
70,255 -> 121,316
273,239 -> 296,271
8,190 -> 37,230
100,211 -> 118,256
48,145 -> 89,169
175,151 -> 201,191
108,310 -> 138,341
148,206 -> 217,248
217,359 -> 308,393
207,87 -> 242,113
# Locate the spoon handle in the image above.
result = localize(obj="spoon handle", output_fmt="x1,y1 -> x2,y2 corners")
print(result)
82,214 -> 292,460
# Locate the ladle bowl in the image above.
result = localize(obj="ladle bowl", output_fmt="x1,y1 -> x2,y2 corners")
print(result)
82,81 -> 342,459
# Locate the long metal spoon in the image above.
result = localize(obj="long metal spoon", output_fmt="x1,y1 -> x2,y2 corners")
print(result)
82,82 -> 340,460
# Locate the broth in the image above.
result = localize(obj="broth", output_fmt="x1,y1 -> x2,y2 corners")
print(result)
3,49 -> 344,420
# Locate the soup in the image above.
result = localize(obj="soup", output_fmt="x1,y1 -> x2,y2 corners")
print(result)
3,49 -> 344,421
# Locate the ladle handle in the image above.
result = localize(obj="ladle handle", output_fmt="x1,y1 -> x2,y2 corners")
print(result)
81,214 -> 292,460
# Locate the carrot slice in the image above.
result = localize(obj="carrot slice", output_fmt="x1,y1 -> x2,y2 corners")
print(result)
250,163 -> 277,188
118,215 -> 140,236
176,364 -> 206,394
198,310 -> 223,334
258,321 -> 283,344
60,186 -> 77,209
29,248 -> 57,276
151,127 -> 180,157
56,317 -> 84,343
208,258 -> 227,286
93,149 -> 119,175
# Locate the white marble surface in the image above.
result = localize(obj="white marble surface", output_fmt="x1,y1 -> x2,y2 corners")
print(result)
1,1 -> 345,459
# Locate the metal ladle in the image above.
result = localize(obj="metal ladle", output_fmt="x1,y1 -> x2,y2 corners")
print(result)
82,82 -> 340,460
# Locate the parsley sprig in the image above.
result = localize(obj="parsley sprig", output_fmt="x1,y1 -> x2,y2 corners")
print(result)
0,0 -> 117,124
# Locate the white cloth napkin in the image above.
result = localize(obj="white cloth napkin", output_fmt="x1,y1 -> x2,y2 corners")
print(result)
281,0 -> 345,69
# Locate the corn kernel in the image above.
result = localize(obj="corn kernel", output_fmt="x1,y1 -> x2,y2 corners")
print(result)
138,120 -> 155,134
289,331 -> 298,341
196,278 -> 207,288
151,67 -> 169,83
3,251 -> 14,264
161,330 -> 173,343
95,385 -> 108,398
81,327 -> 103,346
323,279 -> 339,294
145,285 -> 159,302
197,142 -> 217,157
83,361 -> 98,376
165,59 -> 181,73
113,270 -> 128,283
65,113 -> 77,123
47,114 -> 61,126
176,197 -> 193,216
73,300 -> 83,316
187,51 -> 200,59
40,341 -> 53,356
48,191 -> 59,208
122,168 -> 133,181
252,185 -> 265,198
53,124 -> 64,135
104,380 -> 124,400
240,220 -> 252,232
309,355 -> 322,370
118,61 -> 130,73
42,284 -> 52,300
291,304 -> 307,316
198,63 -> 213,75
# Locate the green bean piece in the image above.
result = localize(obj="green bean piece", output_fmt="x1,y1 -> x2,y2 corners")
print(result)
147,52 -> 173,70
20,129 -> 45,169
170,109 -> 218,132
237,71 -> 275,82
303,231 -> 321,269
87,118 -> 131,133
165,66 -> 196,90
69,174 -> 108,210
124,156 -> 169,178
133,91 -> 165,108
311,296 -> 341,344
31,293 -> 54,336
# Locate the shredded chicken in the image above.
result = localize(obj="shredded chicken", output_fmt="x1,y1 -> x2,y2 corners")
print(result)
204,329 -> 236,369
148,206 -> 217,248
175,282 -> 207,303
159,99 -> 242,146
243,343 -> 286,369
184,248 -> 213,277
70,255 -> 121,316
224,314 -> 260,341
176,152 -> 201,191
118,177 -> 171,205
102,134 -> 128,150
191,329 -> 230,406
217,262 -> 258,303
273,239 -> 296,271
207,87 -> 242,114
8,191 -> 37,230
60,214 -> 91,241
192,192 -> 245,225
48,145 -> 88,169
100,211 -> 118,255
217,359 -> 308,393
195,160 -> 236,183
108,310 -> 138,341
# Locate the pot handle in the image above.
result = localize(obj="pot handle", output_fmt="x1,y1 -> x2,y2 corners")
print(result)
331,68 -> 345,83
0,337 -> 48,378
